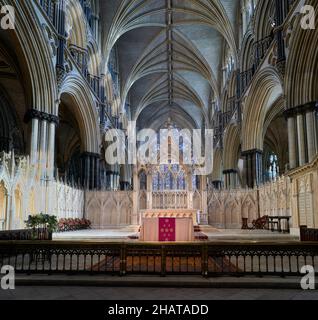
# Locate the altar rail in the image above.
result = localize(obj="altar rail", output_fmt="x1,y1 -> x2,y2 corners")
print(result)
0,241 -> 317,277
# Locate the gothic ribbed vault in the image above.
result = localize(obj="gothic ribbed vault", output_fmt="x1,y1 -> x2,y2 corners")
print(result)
100,0 -> 240,129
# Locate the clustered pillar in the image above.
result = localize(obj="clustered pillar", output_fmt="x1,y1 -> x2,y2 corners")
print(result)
223,169 -> 239,189
241,149 -> 263,188
120,164 -> 132,190
106,169 -> 120,190
81,152 -> 100,190
25,109 -> 59,180
285,102 -> 318,169
24,109 -> 59,214
211,180 -> 222,190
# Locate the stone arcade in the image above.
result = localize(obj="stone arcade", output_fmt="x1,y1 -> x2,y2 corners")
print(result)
0,0 -> 317,241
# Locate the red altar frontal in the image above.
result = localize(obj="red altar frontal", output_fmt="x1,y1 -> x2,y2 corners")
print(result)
139,210 -> 196,242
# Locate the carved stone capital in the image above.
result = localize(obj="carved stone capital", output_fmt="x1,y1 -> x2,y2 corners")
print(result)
24,109 -> 59,125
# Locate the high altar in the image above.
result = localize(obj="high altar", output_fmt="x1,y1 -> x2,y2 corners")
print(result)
139,209 -> 197,241
136,163 -> 207,242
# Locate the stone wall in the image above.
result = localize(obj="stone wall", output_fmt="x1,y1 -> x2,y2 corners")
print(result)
208,175 -> 291,229
289,157 -> 318,231
208,188 -> 258,229
85,191 -> 133,228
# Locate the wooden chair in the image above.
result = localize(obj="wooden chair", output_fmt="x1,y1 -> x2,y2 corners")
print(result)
252,216 -> 269,230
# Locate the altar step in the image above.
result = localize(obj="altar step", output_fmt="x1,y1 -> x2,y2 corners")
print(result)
93,225 -> 140,232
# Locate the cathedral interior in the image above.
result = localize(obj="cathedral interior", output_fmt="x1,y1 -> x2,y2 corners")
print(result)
0,0 -> 318,294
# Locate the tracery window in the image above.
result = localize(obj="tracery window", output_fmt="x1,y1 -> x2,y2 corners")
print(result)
152,164 -> 186,191
266,153 -> 279,182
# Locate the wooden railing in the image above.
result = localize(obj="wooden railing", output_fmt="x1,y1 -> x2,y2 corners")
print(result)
0,241 -> 317,277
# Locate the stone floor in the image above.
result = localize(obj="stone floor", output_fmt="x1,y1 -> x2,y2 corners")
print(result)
53,227 -> 298,242
0,286 -> 317,300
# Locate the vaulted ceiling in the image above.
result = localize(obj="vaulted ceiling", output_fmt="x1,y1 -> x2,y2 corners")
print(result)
100,0 -> 240,130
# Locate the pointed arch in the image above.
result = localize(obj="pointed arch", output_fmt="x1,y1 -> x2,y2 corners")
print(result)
285,0 -> 318,107
241,67 -> 283,151
59,73 -> 100,153
0,0 -> 58,114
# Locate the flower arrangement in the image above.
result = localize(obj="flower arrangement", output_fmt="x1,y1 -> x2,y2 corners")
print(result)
57,218 -> 91,232
25,213 -> 58,240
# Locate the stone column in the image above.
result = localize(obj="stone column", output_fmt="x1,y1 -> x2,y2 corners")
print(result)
46,120 -> 57,216
119,165 -> 125,190
47,121 -> 56,180
90,154 -> 95,189
4,191 -> 10,230
132,167 -> 139,225
95,156 -> 100,189
38,119 -> 48,214
121,164 -> 132,190
85,155 -> 91,190
120,164 -> 132,191
223,171 -> 229,189
30,117 -> 39,165
306,110 -> 317,162
287,115 -> 297,169
110,172 -> 114,190
212,180 -> 222,190
223,169 -> 238,189
116,172 -> 120,190
81,152 -> 101,190
187,172 -> 193,209
146,173 -> 153,210
39,120 -> 48,180
200,175 -> 208,225
242,149 -> 263,188
297,113 -> 306,166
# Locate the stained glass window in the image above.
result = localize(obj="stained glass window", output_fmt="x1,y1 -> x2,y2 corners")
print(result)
152,164 -> 186,191
267,153 -> 279,182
